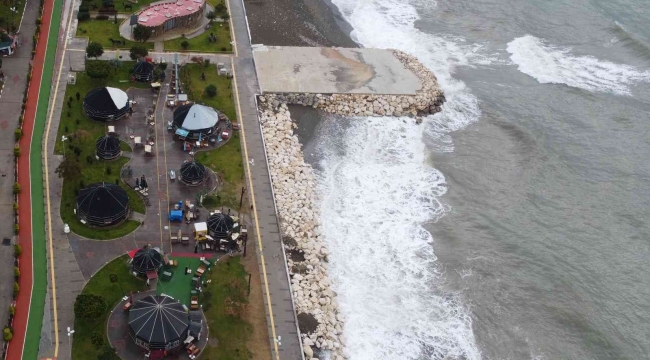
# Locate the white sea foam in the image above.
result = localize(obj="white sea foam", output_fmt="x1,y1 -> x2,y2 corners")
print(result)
507,35 -> 650,95
317,0 -> 485,358
317,118 -> 480,360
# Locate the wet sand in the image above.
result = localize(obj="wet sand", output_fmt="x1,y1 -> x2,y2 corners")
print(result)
244,0 -> 358,47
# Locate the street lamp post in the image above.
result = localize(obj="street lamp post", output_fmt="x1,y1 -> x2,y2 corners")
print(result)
62,135 -> 68,156
67,327 -> 75,348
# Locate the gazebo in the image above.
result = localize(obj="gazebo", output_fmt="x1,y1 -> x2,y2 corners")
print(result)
95,135 -> 122,160
83,87 -> 130,121
179,160 -> 207,186
132,247 -> 163,276
76,182 -> 129,227
132,61 -> 154,82
172,104 -> 219,140
207,213 -> 234,239
128,295 -> 189,351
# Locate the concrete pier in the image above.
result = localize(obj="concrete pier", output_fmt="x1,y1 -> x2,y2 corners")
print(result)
253,45 -> 423,95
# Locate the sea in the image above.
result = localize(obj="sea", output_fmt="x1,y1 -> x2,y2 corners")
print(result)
298,0 -> 650,359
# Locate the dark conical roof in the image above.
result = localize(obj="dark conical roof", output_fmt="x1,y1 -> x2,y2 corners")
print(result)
179,161 -> 206,185
83,87 -> 130,121
96,135 -> 121,160
132,61 -> 154,82
207,213 -> 234,239
76,182 -> 129,226
132,247 -> 163,274
128,295 -> 189,351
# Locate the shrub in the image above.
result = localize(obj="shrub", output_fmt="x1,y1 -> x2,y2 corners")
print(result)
9,305 -> 15,316
106,166 -> 112,175
13,182 -> 21,194
14,128 -> 22,141
181,40 -> 189,49
109,274 -> 118,283
86,41 -> 104,59
3,327 -> 12,341
14,145 -> 20,157
76,91 -> 80,100
205,84 -> 217,97
91,332 -> 104,346
129,45 -> 148,60
77,11 -> 90,21
74,294 -> 106,319
14,224 -> 19,235
221,46 -> 227,52
204,59 -> 210,67
13,282 -> 19,297
13,202 -> 18,211
14,267 -> 20,278
14,244 -> 22,257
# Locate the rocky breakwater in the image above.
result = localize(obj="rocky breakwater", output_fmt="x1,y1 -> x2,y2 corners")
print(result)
263,49 -> 445,119
259,101 -> 346,360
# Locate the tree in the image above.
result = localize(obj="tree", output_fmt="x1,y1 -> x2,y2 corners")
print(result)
98,345 -> 120,360
3,327 -> 12,342
74,293 -> 106,319
86,61 -> 111,79
133,24 -> 153,42
206,11 -> 216,20
129,45 -> 148,60
55,154 -> 82,181
91,332 -> 104,346
181,40 -> 189,49
205,84 -> 217,97
102,0 -> 114,7
86,41 -> 104,59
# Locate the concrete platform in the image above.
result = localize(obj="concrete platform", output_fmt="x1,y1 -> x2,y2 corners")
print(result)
252,46 -> 422,95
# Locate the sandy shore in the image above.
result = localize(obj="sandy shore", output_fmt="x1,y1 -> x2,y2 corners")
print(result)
244,0 -> 357,47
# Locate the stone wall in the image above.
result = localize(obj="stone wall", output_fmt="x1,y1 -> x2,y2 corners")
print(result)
261,49 -> 446,119
257,50 -> 444,360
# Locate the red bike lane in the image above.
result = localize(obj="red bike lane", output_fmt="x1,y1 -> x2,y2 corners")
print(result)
6,0 -> 54,357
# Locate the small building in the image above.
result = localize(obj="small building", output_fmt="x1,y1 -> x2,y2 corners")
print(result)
95,135 -> 122,160
83,87 -> 130,121
179,160 -> 207,186
132,247 -> 163,275
172,103 -> 219,140
136,0 -> 206,37
76,182 -> 129,227
207,212 -> 234,239
128,295 -> 189,351
132,61 -> 155,82
0,31 -> 17,56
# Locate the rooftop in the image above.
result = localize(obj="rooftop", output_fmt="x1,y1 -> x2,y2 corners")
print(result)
137,0 -> 205,27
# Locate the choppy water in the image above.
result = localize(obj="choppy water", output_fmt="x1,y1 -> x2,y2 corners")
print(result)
303,0 -> 650,359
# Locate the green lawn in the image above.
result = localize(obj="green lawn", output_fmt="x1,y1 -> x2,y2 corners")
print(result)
201,256 -> 253,359
76,19 -> 154,50
164,22 -> 232,53
0,0 -> 26,32
72,255 -> 148,360
156,257 -> 204,307
56,60 -> 148,240
180,63 -> 236,121
182,63 -> 243,209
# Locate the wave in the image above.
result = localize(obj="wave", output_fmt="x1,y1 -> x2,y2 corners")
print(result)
317,0 -> 486,358
610,21 -> 650,62
507,35 -> 650,95
316,118 -> 480,360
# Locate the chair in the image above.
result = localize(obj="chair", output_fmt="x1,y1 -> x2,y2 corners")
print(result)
194,265 -> 206,277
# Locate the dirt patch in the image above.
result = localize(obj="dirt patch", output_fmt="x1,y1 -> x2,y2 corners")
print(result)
292,263 -> 309,274
282,234 -> 298,247
287,249 -> 305,262
241,254 -> 273,360
297,312 -> 319,334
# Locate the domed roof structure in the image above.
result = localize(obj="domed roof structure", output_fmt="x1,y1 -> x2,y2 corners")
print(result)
76,182 -> 129,227
95,135 -> 122,160
179,160 -> 207,186
207,213 -> 234,239
132,247 -> 163,275
83,87 -> 130,121
172,103 -> 219,140
128,295 -> 189,351
132,61 -> 154,82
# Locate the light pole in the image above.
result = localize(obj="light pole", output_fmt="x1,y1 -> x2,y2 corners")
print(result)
61,135 -> 68,156
67,327 -> 75,348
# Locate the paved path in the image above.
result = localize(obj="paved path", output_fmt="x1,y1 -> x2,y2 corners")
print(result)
0,0 -> 39,344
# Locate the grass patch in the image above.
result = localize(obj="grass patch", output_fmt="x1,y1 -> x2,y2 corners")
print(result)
182,63 -> 242,209
195,132 -> 244,210
201,256 -> 253,359
156,257 -> 202,307
0,0 -> 26,32
164,22 -> 232,53
72,255 -> 148,360
76,19 -> 154,50
180,63 -> 236,121
119,140 -> 132,152
56,60 -> 147,239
